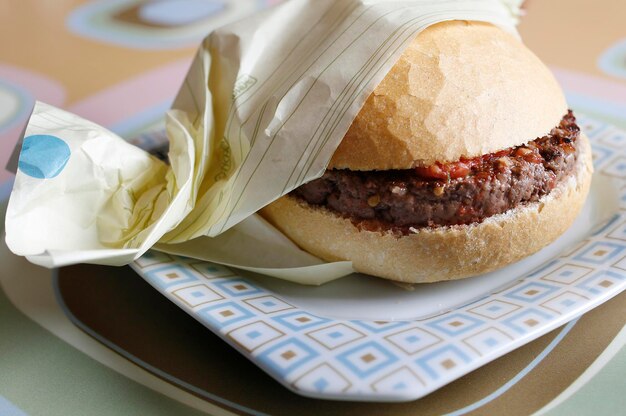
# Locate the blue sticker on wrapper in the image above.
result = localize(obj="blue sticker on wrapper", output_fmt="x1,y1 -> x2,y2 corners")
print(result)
18,135 -> 71,179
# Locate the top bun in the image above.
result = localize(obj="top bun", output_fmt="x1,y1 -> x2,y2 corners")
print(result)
328,21 -> 567,170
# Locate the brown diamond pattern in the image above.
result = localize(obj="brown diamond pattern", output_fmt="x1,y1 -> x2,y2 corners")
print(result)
361,353 -> 376,363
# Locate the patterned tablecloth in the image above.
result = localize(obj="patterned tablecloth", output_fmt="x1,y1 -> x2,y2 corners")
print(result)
1,1 -> 625,415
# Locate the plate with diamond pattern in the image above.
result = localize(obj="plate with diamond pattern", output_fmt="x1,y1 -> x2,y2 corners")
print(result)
131,115 -> 626,402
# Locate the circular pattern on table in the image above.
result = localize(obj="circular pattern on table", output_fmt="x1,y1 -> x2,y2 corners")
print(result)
18,135 -> 71,179
139,0 -> 225,26
598,38 -> 626,79
0,79 -> 30,135
66,0 -> 283,50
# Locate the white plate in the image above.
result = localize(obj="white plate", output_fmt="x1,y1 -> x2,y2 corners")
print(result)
131,115 -> 626,402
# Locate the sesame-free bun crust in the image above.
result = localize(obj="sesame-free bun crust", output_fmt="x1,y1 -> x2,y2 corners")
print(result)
261,134 -> 592,283
329,21 -> 567,170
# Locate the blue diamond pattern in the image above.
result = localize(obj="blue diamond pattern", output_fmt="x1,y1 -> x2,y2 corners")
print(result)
504,282 -> 559,302
144,265 -> 200,289
257,338 -> 319,376
415,345 -> 471,380
502,308 -> 554,334
426,313 -> 484,336
190,262 -> 234,278
577,270 -> 625,295
337,341 -> 399,378
573,241 -> 626,265
196,301 -> 254,328
272,311 -> 330,331
213,279 -> 263,297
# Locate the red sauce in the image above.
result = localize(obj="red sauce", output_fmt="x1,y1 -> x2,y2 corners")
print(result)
415,149 -> 513,181
415,142 -> 553,181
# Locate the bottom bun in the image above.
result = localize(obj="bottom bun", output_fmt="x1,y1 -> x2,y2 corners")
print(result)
260,134 -> 593,283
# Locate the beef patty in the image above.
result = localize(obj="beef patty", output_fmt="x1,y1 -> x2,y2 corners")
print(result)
291,111 -> 580,232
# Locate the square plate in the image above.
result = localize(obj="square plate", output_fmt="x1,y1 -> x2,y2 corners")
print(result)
131,115 -> 626,402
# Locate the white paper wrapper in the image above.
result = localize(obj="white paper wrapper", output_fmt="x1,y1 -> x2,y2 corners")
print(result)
5,0 -> 520,285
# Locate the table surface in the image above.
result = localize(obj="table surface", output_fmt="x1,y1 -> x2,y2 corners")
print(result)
1,1 -> 625,415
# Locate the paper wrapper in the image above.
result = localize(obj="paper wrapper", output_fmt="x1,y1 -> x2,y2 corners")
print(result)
5,0 -> 520,285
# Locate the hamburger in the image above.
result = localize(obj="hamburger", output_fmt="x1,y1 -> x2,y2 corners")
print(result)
260,20 -> 593,283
